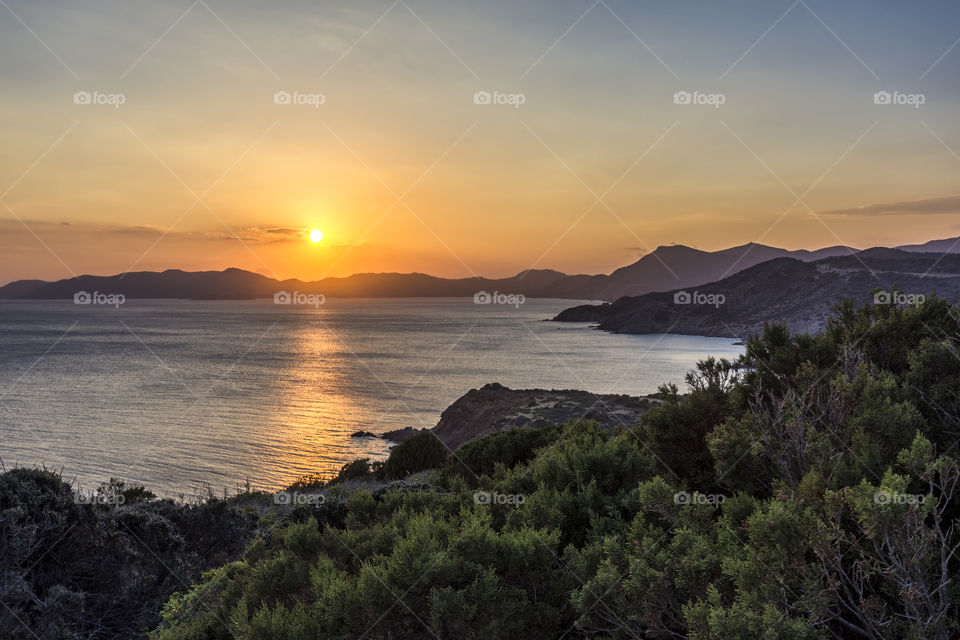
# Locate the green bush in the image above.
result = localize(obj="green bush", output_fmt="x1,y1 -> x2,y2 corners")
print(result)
0,469 -> 260,640
448,423 -> 562,477
383,431 -> 449,480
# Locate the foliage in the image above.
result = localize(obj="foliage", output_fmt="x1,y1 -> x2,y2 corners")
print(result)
0,469 -> 262,639
445,423 -> 562,477
382,431 -> 449,480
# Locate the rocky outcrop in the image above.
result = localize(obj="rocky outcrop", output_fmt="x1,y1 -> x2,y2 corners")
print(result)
352,427 -> 425,445
380,427 -> 424,444
555,250 -> 960,338
430,382 -> 654,449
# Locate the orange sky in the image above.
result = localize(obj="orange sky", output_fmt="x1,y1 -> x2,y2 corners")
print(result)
2,1 -> 960,284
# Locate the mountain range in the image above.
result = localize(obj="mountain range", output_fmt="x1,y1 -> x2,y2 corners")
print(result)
554,248 -> 960,337
3,238 -> 958,303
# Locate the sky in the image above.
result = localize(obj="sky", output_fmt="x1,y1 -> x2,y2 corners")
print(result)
2,0 -> 960,284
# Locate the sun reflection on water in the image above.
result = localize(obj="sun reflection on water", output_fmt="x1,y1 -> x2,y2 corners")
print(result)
243,313 -> 393,491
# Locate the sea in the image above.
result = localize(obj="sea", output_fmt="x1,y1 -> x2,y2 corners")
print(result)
0,299 -> 744,497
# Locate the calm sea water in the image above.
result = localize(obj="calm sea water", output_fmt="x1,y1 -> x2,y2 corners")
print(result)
0,299 -> 743,496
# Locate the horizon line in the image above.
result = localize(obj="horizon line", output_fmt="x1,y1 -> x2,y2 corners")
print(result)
4,235 -> 958,289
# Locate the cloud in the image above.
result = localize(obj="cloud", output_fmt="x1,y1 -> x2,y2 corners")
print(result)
820,195 -> 960,217
111,224 -> 167,235
0,220 -> 310,245
208,227 -> 308,243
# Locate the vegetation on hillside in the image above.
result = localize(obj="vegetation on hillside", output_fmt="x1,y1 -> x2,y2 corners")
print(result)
3,296 -> 959,639
0,475 -> 264,639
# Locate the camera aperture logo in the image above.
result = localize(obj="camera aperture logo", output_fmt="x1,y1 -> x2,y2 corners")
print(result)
74,291 -> 125,308
474,491 -> 525,506
674,90 -> 725,108
274,491 -> 326,507
873,91 -> 925,109
873,290 -> 924,307
73,90 -> 126,108
473,290 -> 525,308
473,90 -> 526,109
274,291 -> 325,308
274,90 -> 326,108
673,290 -> 725,309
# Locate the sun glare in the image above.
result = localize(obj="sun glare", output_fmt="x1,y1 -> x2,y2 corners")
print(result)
309,229 -> 323,243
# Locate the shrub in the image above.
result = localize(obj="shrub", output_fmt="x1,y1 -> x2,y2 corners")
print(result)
447,424 -> 562,477
383,431 -> 449,480
335,458 -> 372,483
0,468 -> 259,640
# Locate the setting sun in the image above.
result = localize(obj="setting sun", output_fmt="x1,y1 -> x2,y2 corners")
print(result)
309,229 -> 323,243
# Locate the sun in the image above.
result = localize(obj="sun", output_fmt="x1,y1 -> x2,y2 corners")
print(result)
309,229 -> 323,243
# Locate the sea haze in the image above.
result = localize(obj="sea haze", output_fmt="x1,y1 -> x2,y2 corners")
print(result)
0,298 -> 743,496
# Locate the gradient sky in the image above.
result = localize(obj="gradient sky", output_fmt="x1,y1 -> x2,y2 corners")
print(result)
2,0 -> 960,284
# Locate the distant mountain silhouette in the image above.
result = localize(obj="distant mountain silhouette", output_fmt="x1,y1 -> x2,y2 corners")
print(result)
0,267 -> 570,301
3,237 -> 958,302
896,237 -> 960,254
0,279 -> 49,298
555,249 -> 960,337
535,242 -> 858,299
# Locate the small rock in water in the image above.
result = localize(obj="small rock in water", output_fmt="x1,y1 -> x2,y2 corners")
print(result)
350,430 -> 378,438
380,427 -> 424,444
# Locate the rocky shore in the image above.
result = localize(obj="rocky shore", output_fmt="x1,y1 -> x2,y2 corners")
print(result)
352,382 -> 656,450
554,250 -> 960,338
430,382 -> 655,449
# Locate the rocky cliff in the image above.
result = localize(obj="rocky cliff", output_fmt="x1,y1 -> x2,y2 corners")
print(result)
430,382 -> 654,449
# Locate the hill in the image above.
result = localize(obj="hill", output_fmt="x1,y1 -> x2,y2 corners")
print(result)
430,382 -> 655,448
554,249 -> 960,337
0,267 -> 569,301
4,238 -> 959,302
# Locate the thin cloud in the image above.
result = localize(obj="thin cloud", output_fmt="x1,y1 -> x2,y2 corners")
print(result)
821,194 -> 960,217
111,224 -> 168,235
208,227 -> 309,243
0,221 -> 310,244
